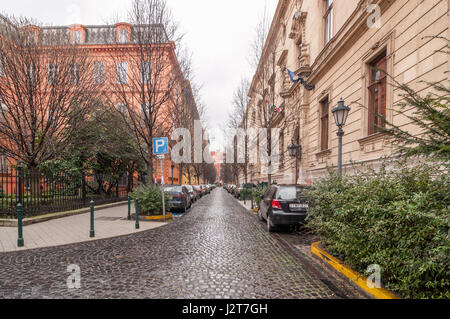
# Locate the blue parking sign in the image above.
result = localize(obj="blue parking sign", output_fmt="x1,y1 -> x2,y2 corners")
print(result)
153,137 -> 169,155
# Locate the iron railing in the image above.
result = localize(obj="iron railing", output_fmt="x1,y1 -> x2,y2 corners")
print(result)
0,168 -> 136,219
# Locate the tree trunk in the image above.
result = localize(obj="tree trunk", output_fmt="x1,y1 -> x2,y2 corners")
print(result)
147,160 -> 154,185
28,164 -> 42,198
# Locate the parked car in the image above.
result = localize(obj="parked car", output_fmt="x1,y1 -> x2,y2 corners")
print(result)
258,185 -> 311,232
227,184 -> 236,195
164,185 -> 191,213
192,185 -> 203,199
184,185 -> 198,202
200,185 -> 208,196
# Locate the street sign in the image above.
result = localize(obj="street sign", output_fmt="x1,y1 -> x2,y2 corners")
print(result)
153,137 -> 169,155
157,154 -> 165,160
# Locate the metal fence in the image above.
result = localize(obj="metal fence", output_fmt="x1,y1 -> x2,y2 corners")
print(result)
0,168 -> 135,219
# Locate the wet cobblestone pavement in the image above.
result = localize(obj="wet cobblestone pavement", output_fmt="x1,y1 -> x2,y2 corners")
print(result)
0,189 -> 357,299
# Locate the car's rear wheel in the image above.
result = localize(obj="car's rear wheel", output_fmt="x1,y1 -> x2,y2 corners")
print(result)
267,215 -> 276,233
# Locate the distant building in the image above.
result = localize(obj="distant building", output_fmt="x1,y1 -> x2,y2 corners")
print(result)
211,151 -> 224,183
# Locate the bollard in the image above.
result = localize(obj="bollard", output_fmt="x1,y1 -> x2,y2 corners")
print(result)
127,194 -> 131,220
90,200 -> 95,238
135,199 -> 140,230
17,203 -> 24,247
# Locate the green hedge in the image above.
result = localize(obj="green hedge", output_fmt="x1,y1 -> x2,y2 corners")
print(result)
131,184 -> 170,216
252,185 -> 268,209
306,162 -> 449,299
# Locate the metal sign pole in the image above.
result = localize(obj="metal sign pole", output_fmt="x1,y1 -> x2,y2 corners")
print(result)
158,155 -> 166,222
153,137 -> 169,222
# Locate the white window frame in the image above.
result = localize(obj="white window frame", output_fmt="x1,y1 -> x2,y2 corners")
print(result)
73,30 -> 82,44
94,62 -> 105,84
70,63 -> 80,84
48,63 -> 58,85
116,62 -> 128,84
0,95 -> 7,113
0,59 -> 5,77
119,29 -> 128,43
141,61 -> 152,84
116,103 -> 128,113
141,103 -> 150,115
0,155 -> 9,173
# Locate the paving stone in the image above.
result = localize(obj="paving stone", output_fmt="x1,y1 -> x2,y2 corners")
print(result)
0,189 -> 344,299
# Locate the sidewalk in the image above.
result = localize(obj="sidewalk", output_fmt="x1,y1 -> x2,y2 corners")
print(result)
0,204 -> 167,253
237,199 -> 254,212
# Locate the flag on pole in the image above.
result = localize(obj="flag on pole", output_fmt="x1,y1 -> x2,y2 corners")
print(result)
287,69 -> 305,84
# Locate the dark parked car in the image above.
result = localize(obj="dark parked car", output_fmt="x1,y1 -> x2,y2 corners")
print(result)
258,185 -> 311,232
164,185 -> 191,213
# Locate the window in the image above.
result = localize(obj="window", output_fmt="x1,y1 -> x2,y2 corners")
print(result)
116,103 -> 127,113
141,103 -> 150,115
320,97 -> 329,151
94,62 -> 105,84
0,155 -> 8,173
26,33 -> 36,46
141,61 -> 151,84
70,63 -> 80,84
48,63 -> 58,85
27,64 -> 36,85
324,0 -> 334,44
368,51 -> 387,135
73,30 -> 82,44
0,59 -> 5,77
116,62 -> 128,84
0,94 -> 6,113
119,29 -> 128,43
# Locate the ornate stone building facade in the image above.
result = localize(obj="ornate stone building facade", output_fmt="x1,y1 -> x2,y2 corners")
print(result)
245,0 -> 449,185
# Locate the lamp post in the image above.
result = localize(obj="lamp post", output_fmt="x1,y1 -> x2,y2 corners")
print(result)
288,141 -> 301,184
332,99 -> 351,175
171,163 -> 175,185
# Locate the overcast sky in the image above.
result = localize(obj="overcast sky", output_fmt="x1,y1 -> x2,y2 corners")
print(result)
3,0 -> 277,150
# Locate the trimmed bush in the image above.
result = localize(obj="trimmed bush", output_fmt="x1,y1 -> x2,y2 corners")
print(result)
306,162 -> 449,299
131,184 -> 170,216
252,185 -> 268,209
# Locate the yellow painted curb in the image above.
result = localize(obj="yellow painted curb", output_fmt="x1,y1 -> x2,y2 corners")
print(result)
145,213 -> 173,221
311,242 -> 399,299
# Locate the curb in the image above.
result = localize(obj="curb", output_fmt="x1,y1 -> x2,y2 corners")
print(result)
131,213 -> 173,221
0,201 -> 128,227
311,242 -> 400,300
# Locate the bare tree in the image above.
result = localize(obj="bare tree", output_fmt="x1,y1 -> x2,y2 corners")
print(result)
106,0 -> 183,184
247,9 -> 298,185
169,46 -> 202,185
227,77 -> 250,183
0,15 -> 97,177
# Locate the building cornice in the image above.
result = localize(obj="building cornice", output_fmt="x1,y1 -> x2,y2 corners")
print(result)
309,0 -> 395,84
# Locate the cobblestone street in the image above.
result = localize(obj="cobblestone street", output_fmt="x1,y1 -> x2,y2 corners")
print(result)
0,189 -> 358,299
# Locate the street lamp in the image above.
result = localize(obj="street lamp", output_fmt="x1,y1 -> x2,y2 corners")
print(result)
288,141 -> 301,184
332,99 -> 351,175
171,163 -> 175,185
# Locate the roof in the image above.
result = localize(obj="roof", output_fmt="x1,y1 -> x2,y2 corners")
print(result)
40,24 -> 169,45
